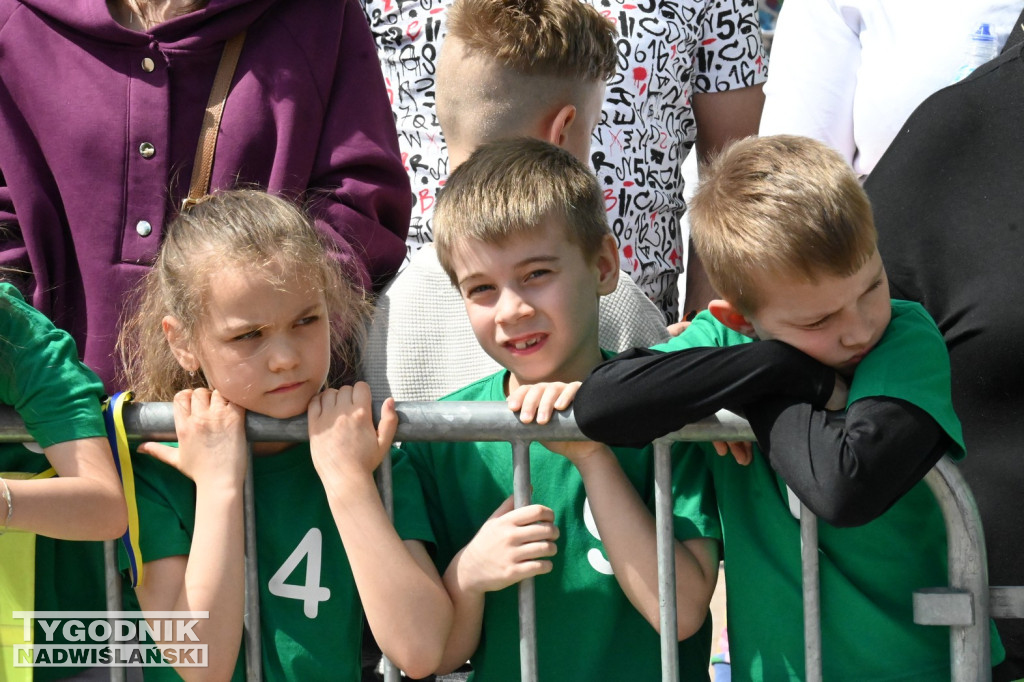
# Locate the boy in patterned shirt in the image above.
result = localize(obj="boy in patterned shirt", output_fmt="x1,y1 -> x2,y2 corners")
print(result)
361,0 -> 671,403
361,0 -> 767,320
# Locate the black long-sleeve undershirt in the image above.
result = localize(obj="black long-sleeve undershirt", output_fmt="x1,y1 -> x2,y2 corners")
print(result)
745,396 -> 948,526
574,342 -> 952,527
574,342 -> 836,446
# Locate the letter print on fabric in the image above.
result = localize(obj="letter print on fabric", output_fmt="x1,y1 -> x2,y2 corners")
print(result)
361,0 -> 766,320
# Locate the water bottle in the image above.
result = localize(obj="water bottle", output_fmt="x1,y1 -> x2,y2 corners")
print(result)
953,23 -> 998,83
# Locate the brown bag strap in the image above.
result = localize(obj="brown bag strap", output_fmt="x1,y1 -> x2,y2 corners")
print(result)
183,31 -> 246,210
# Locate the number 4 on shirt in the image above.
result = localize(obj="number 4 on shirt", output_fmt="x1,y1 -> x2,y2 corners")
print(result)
268,528 -> 331,618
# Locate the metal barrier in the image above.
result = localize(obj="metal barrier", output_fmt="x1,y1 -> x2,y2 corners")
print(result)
1,402 -> 1021,681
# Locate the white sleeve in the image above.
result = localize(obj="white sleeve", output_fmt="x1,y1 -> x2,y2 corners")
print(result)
758,0 -> 863,165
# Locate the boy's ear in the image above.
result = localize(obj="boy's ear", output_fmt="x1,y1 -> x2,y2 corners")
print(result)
161,316 -> 200,372
594,235 -> 620,296
707,299 -> 757,338
546,104 -> 578,148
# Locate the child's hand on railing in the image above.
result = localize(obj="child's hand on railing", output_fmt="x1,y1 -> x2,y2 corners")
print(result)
448,495 -> 559,594
711,440 -> 754,466
138,388 -> 248,487
509,381 -> 618,467
507,381 -> 581,425
308,383 -> 398,489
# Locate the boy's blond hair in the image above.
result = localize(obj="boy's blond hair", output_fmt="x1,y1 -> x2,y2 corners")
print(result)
435,137 -> 609,284
437,0 -> 617,146
689,135 -> 877,314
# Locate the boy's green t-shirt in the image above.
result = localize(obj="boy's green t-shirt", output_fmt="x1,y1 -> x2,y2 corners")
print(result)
653,300 -> 1002,680
125,441 -> 434,681
0,283 -> 109,681
392,365 -> 722,681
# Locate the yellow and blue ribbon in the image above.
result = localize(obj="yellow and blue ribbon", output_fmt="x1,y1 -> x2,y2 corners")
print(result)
103,392 -> 143,587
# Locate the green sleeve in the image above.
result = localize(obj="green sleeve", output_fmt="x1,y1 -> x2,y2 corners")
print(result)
651,309 -> 753,352
848,301 -> 965,460
121,448 -> 195,573
0,284 -> 106,447
389,444 -> 436,547
670,442 -> 722,543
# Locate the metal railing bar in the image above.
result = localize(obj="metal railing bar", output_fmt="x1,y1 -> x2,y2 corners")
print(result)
653,439 -> 678,680
103,539 -> 125,682
243,446 -> 262,682
923,459 -> 991,681
377,449 -> 401,682
0,403 -> 756,445
799,505 -> 822,682
512,439 -> 539,682
0,405 -> 1001,681
990,587 -> 1024,619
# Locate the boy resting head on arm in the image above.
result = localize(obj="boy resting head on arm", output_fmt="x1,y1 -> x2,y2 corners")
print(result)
573,134 -> 1005,679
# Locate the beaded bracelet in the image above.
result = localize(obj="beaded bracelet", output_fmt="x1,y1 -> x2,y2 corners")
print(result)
0,477 -> 11,536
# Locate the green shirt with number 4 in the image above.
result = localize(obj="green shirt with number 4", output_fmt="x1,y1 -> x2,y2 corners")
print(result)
125,441 -> 434,681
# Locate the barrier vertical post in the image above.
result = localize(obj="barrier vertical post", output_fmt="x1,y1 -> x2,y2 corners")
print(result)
799,505 -> 822,682
653,440 -> 678,681
104,539 -> 125,682
923,460 -> 990,681
378,450 -> 401,682
512,439 -> 538,682
243,447 -> 262,681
